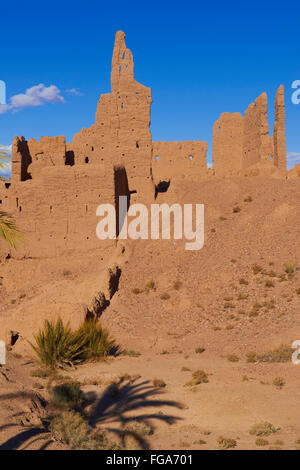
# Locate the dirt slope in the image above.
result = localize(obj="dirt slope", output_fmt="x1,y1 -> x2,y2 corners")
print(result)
0,176 -> 300,450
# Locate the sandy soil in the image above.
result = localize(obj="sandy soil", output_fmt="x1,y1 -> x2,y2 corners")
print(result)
0,176 -> 300,450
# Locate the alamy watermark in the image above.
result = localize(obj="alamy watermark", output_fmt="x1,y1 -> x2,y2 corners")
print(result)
0,80 -> 6,105
96,197 -> 204,251
291,80 -> 300,104
0,340 -> 6,365
292,340 -> 300,365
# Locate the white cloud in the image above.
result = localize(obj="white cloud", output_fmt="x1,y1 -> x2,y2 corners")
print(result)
0,144 -> 11,176
287,152 -> 300,170
66,88 -> 84,96
0,104 -> 11,114
0,84 -> 65,114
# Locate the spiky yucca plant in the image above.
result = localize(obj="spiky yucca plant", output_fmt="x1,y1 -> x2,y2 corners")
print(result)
30,318 -> 87,369
77,318 -> 115,359
30,317 -> 116,368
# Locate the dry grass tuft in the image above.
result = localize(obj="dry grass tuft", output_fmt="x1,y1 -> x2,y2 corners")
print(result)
216,436 -> 237,449
153,378 -> 166,388
185,370 -> 209,386
249,422 -> 279,436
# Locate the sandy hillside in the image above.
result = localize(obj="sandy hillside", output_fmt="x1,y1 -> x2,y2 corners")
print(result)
1,175 -> 300,450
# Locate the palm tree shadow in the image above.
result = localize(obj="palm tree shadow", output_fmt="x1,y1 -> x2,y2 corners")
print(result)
0,427 -> 52,450
87,378 -> 184,449
0,390 -> 52,450
0,379 -> 184,450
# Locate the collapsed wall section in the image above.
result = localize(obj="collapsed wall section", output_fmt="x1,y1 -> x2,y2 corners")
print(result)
11,135 -> 66,183
212,86 -> 286,176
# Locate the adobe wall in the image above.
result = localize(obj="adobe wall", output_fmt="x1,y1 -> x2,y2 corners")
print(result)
0,31 -> 289,260
288,163 -> 300,179
0,164 -> 115,258
212,87 -> 286,176
69,31 -> 153,201
152,141 -> 208,184
0,31 -> 156,258
11,135 -> 66,183
243,92 -> 272,167
212,113 -> 244,176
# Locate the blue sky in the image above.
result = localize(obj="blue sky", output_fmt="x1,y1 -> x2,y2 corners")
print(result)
0,0 -> 299,176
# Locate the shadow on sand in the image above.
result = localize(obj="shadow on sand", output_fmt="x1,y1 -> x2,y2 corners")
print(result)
0,378 -> 184,450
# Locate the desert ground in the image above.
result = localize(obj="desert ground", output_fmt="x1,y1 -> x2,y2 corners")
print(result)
1,175 -> 300,450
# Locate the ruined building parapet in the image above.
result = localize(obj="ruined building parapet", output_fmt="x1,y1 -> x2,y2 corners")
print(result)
212,86 -> 287,176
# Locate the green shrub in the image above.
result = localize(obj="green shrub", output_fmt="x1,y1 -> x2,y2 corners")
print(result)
30,318 -> 86,369
30,317 -> 115,369
77,318 -> 115,360
51,382 -> 84,410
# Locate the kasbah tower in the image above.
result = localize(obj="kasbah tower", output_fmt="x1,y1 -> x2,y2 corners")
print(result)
0,31 -> 293,260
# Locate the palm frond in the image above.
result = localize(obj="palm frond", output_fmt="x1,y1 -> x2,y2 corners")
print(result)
0,145 -> 9,169
0,211 -> 22,248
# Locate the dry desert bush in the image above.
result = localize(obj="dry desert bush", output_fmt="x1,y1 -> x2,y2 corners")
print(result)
50,410 -> 117,450
216,436 -> 237,449
246,344 -> 291,363
249,422 -> 279,436
152,378 -> 166,388
185,370 -> 209,386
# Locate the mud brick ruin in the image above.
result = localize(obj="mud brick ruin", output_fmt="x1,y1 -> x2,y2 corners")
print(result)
0,31 -> 295,258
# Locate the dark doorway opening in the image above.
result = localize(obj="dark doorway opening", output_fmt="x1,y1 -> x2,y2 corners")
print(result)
114,166 -> 131,237
65,151 -> 75,166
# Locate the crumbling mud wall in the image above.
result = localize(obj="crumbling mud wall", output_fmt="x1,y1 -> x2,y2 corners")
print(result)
152,141 -> 208,184
0,31 -> 156,258
212,113 -> 244,177
0,30 -> 289,260
212,87 -> 286,176
69,31 -> 153,201
0,164 -> 115,258
288,163 -> 300,179
273,85 -> 287,172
